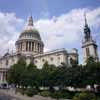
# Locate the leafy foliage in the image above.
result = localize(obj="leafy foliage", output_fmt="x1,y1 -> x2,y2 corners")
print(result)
7,58 -> 26,85
72,92 -> 96,100
25,88 -> 38,97
7,56 -> 100,97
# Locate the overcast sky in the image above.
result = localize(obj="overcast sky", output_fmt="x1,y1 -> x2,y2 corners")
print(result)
0,0 -> 100,64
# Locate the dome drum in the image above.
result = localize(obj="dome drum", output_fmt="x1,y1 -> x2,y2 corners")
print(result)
19,30 -> 41,41
15,40 -> 44,55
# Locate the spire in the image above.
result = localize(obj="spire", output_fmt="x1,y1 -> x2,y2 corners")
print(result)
83,13 -> 91,42
84,13 -> 88,27
27,15 -> 34,26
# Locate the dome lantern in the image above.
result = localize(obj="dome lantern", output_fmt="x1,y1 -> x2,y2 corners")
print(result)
28,16 -> 34,26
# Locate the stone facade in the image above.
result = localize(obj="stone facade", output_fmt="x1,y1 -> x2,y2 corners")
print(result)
0,16 -> 78,83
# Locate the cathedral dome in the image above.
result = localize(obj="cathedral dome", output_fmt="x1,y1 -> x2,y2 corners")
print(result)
18,16 -> 41,41
15,16 -> 44,55
19,29 -> 41,41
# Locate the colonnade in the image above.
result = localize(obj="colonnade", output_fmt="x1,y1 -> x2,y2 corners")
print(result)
18,41 -> 43,53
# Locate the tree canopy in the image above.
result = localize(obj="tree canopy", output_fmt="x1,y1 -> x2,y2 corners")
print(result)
7,57 -> 100,91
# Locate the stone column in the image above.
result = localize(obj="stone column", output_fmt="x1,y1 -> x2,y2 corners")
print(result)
21,43 -> 22,51
23,42 -> 26,52
27,42 -> 29,51
40,44 -> 41,53
41,45 -> 43,53
19,44 -> 21,51
32,42 -> 34,51
38,44 -> 40,53
3,72 -> 5,81
1,72 -> 3,81
26,42 -> 28,51
39,44 -> 41,53
2,72 -> 4,82
34,43 -> 36,52
36,43 -> 38,52
26,42 -> 27,51
31,42 -> 32,51
4,71 -> 6,81
0,72 -> 2,81
29,42 -> 31,51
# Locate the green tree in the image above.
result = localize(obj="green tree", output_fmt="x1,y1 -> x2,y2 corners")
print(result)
20,62 -> 39,89
7,58 -> 26,86
41,61 -> 57,91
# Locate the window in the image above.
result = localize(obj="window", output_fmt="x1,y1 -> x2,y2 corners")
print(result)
50,57 -> 53,61
42,59 -> 45,62
35,60 -> 37,63
58,57 -> 60,60
86,48 -> 90,56
94,46 -> 97,56
12,58 -> 15,62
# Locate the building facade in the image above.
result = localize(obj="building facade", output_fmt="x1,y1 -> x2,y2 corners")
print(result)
82,14 -> 99,64
0,16 -> 78,83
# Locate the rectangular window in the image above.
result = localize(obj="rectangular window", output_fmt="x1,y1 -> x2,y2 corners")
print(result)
86,47 -> 90,56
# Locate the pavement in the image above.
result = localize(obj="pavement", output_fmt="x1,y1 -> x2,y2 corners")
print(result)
0,89 -> 70,100
0,93 -> 21,100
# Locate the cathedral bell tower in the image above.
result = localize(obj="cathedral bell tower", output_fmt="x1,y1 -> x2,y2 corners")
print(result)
82,14 -> 99,64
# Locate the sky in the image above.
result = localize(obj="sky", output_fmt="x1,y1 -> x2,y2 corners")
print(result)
0,0 -> 100,64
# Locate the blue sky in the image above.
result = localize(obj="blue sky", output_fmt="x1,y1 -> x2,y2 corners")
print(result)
0,0 -> 100,18
0,0 -> 100,64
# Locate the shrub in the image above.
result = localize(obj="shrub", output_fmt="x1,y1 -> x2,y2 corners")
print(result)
50,91 -> 73,99
25,88 -> 38,97
40,90 -> 76,99
40,91 -> 50,97
72,92 -> 96,100
16,88 -> 26,95
61,90 -> 79,99
50,91 -> 62,99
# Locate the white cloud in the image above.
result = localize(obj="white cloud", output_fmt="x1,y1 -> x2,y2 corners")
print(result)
0,7 -> 100,62
35,8 -> 100,54
0,12 -> 24,55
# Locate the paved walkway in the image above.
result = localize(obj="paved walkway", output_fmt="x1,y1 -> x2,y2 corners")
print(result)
0,89 -> 70,100
0,94 -> 21,100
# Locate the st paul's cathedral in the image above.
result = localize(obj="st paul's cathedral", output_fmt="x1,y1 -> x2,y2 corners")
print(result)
0,14 -> 99,83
